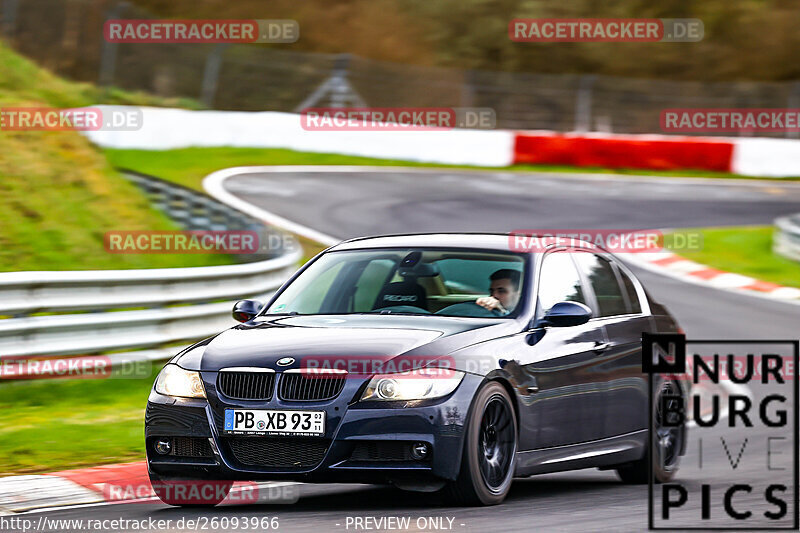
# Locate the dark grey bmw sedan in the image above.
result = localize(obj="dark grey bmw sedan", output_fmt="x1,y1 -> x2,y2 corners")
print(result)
145,233 -> 688,506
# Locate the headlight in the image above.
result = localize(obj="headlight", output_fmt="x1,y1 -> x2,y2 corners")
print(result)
155,364 -> 206,398
360,368 -> 464,402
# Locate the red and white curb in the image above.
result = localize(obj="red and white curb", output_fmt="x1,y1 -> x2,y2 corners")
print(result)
0,462 -> 148,514
623,249 -> 800,304
0,461 -> 299,514
0,474 -> 101,514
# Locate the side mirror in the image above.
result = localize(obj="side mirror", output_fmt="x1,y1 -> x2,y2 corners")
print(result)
539,301 -> 593,328
232,299 -> 263,323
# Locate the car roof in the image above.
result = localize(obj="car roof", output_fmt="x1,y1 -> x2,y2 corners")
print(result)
328,233 -> 603,253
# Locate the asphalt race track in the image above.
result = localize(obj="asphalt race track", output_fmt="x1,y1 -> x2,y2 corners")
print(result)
28,169 -> 800,532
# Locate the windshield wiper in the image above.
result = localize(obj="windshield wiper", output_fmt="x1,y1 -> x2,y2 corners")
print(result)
368,310 -> 429,316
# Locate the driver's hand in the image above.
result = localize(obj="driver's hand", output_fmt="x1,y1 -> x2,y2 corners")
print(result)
476,296 -> 507,314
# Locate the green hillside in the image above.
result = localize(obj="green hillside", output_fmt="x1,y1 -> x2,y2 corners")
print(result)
0,42 -> 230,271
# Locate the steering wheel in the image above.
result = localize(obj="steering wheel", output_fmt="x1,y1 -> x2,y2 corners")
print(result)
434,301 -> 504,317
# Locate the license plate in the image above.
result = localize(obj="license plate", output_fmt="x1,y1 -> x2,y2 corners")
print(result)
223,409 -> 325,436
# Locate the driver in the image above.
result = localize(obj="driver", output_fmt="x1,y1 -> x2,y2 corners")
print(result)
475,269 -> 521,315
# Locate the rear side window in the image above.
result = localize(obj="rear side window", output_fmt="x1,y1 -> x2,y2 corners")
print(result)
574,253 -> 627,317
537,252 -> 586,314
618,269 -> 643,314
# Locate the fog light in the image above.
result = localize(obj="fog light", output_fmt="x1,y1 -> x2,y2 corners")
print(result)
410,442 -> 429,460
154,438 -> 172,455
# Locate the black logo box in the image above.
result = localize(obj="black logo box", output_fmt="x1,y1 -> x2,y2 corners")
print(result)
646,338 -> 799,531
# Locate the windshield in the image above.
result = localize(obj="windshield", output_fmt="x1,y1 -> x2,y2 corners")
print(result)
264,248 -> 527,318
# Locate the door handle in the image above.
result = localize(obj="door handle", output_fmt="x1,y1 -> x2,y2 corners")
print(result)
593,341 -> 611,354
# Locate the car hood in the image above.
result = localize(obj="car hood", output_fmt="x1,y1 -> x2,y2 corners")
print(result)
176,314 -> 506,372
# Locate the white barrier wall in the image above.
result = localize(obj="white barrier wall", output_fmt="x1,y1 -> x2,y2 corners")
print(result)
84,107 -> 516,167
83,106 -> 800,177
731,137 -> 800,178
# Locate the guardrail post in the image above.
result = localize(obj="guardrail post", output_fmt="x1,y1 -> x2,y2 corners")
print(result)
98,1 -> 129,86
200,44 -> 229,108
574,75 -> 596,133
787,82 -> 800,139
1,0 -> 19,40
461,70 -> 475,108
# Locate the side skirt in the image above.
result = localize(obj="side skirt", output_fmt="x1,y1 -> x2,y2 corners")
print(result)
514,429 -> 647,477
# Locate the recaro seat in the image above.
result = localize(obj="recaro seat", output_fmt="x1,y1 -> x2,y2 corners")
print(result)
372,278 -> 428,311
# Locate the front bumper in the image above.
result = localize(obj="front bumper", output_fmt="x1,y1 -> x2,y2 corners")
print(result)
145,372 -> 483,485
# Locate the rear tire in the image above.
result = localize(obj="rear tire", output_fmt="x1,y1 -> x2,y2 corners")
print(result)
149,472 -> 232,507
616,379 -> 684,484
443,381 -> 517,506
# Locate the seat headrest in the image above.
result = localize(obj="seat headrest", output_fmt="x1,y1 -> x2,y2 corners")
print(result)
373,279 -> 428,310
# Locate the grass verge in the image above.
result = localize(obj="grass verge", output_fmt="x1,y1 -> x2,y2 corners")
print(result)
102,146 -> 797,196
0,368 -> 158,475
672,226 -> 800,289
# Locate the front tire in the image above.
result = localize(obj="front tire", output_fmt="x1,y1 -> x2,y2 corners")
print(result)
443,381 -> 517,506
149,472 -> 232,507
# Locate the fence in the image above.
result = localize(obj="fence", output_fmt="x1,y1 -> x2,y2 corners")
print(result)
2,0 -> 800,137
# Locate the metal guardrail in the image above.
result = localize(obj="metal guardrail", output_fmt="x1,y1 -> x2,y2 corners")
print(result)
124,171 -> 261,233
0,251 -> 300,358
0,171 -> 304,360
773,215 -> 800,262
123,170 -> 288,263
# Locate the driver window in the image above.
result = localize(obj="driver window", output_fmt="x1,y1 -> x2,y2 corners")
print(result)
573,253 -> 627,317
537,252 -> 586,315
